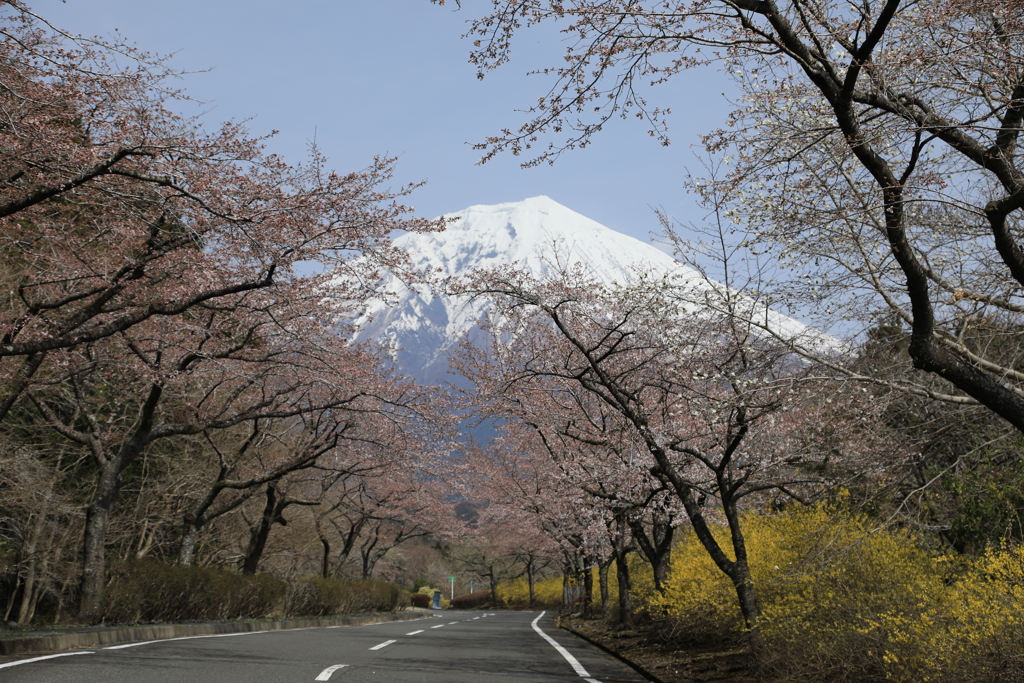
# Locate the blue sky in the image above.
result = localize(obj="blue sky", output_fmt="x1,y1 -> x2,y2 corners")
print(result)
41,1 -> 732,248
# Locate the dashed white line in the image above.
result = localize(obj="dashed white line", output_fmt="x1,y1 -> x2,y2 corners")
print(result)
448,621 -> 458,624
531,611 -> 602,682
0,651 -> 95,669
431,624 -> 444,629
472,616 -> 480,620
369,639 -> 396,650
406,629 -> 425,635
315,664 -> 349,680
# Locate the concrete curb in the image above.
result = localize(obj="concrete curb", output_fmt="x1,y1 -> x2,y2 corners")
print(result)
0,611 -> 426,657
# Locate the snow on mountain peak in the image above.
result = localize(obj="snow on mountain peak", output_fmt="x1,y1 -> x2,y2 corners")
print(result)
392,195 -> 681,284
349,197 -> 824,383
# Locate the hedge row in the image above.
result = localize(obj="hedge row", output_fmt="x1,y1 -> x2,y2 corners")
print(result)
450,590 -> 490,610
285,576 -> 404,617
104,560 -> 405,624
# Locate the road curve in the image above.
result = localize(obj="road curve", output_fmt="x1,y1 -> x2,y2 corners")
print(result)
0,610 -> 647,683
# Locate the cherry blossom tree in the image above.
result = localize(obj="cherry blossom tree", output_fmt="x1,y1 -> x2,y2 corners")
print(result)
25,285 -> 437,621
307,454 -> 454,580
0,4 -> 446,622
0,4 -> 439,421
454,264 -> 892,650
434,0 -> 1024,434
177,409 -> 379,568
444,432 -> 599,608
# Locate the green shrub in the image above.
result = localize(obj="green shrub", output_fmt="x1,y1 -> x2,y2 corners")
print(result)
285,577 -> 405,617
450,590 -> 490,610
104,561 -> 405,623
104,560 -> 286,623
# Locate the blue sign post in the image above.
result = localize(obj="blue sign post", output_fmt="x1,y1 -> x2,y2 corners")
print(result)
432,589 -> 442,610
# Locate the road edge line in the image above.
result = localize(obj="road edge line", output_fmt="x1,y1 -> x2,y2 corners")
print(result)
0,650 -> 95,669
531,611 -> 595,679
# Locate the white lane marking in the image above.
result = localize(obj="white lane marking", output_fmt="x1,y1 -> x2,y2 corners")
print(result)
531,611 -> 600,681
105,630 -> 267,650
472,616 -> 480,620
406,630 -> 424,635
315,664 -> 349,680
104,632 -> 261,650
448,621 -> 458,625
430,624 -> 444,629
0,651 -> 95,669
369,639 -> 396,650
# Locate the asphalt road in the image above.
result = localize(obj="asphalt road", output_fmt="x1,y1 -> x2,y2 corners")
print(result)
0,610 -> 647,683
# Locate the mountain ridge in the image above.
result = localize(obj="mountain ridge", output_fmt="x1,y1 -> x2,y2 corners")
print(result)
350,196 -> 820,384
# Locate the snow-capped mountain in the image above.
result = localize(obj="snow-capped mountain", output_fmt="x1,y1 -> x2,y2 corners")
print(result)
351,196 -> 821,383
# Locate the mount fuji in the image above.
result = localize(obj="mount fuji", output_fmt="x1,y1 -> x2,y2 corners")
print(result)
351,196 -> 819,384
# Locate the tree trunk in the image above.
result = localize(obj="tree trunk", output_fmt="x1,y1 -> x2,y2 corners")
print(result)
614,550 -> 634,629
177,523 -> 200,567
598,558 -> 611,614
241,484 -> 279,576
582,563 -> 594,618
16,512 -> 44,625
320,537 -> 331,578
489,566 -> 500,606
527,559 -> 536,609
629,514 -> 674,594
609,513 -> 635,628
79,463 -> 121,622
361,551 -> 378,579
720,492 -> 764,654
653,443 -> 765,657
4,574 -> 21,622
79,383 -> 162,623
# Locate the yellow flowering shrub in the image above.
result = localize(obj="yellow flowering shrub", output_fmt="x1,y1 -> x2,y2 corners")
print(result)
880,545 -> 1024,682
642,504 -> 1024,681
499,574 -> 564,608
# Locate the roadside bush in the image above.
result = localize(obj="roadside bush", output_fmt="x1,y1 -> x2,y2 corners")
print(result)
500,575 -> 563,608
104,560 -> 286,623
643,503 -> 1024,682
410,592 -> 430,608
450,590 -> 490,610
105,561 -> 405,623
286,577 -> 405,617
879,544 -> 1024,683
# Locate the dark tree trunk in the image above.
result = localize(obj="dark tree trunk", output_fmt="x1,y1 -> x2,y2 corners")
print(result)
79,488 -> 114,622
526,558 -> 536,609
17,512 -> 45,625
241,483 -> 280,576
610,514 -> 634,629
598,557 -> 611,614
78,384 -> 162,623
582,562 -> 594,618
629,512 -> 674,594
320,537 -> 331,578
488,566 -> 500,607
613,551 -> 634,629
